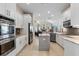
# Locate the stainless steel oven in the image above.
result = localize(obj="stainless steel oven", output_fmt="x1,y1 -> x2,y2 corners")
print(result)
0,15 -> 15,56
0,37 -> 15,55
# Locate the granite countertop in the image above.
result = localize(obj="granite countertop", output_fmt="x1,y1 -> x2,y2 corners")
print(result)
56,32 -> 79,45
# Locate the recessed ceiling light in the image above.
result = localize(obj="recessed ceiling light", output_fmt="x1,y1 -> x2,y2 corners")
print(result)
27,3 -> 30,5
48,11 -> 50,14
39,13 -> 40,16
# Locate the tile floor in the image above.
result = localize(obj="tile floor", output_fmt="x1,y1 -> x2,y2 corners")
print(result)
17,37 -> 64,56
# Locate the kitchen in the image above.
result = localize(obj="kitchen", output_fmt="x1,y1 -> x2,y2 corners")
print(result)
0,3 -> 79,56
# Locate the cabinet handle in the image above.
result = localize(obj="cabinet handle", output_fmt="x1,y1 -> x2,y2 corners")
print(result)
6,10 -> 10,16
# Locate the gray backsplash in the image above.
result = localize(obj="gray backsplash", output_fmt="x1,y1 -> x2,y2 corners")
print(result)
66,28 -> 79,35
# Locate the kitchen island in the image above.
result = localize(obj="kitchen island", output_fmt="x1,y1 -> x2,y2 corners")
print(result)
39,33 -> 50,51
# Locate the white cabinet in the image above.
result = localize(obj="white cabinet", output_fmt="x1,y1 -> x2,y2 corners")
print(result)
15,5 -> 24,28
0,3 -> 16,19
15,36 -> 27,54
64,39 -> 79,56
5,3 -> 16,19
71,3 -> 79,28
56,33 -> 79,56
0,3 -> 5,16
56,34 -> 64,48
15,13 -> 23,28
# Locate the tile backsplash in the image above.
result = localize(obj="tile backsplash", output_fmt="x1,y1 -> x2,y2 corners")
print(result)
63,28 -> 79,35
16,28 -> 23,35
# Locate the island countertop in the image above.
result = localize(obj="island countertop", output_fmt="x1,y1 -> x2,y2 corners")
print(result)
55,32 -> 79,45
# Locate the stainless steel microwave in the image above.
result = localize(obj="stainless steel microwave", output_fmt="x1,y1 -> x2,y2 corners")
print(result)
63,20 -> 72,28
0,19 -> 15,39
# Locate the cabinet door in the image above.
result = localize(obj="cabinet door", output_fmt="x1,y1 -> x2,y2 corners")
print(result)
0,3 -> 5,16
15,13 -> 20,28
56,35 -> 61,45
5,3 -> 16,19
21,36 -> 27,47
16,38 -> 21,54
64,39 -> 76,56
71,3 -> 79,27
56,34 -> 64,48
9,3 -> 16,19
15,13 -> 23,28
5,3 -> 11,17
24,36 -> 28,45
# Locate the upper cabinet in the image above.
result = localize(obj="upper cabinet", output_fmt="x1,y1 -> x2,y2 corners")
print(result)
15,5 -> 24,28
15,12 -> 23,28
5,3 -> 16,19
0,3 -> 16,19
71,3 -> 79,28
0,3 -> 25,28
63,4 -> 79,28
0,3 -> 6,16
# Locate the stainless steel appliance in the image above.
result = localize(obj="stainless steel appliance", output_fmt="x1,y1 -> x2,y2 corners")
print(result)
28,23 -> 33,44
50,32 -> 56,42
63,20 -> 72,28
0,15 -> 15,55
0,37 -> 15,55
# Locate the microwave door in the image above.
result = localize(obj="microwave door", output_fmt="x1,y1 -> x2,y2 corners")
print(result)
1,25 -> 9,35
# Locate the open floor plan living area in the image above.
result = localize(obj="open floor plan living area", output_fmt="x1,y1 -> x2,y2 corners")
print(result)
0,3 -> 79,56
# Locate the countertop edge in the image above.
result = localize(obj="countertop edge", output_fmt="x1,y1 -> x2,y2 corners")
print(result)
56,32 -> 79,45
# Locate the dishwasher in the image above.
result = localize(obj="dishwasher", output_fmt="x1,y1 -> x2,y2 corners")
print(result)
50,32 -> 56,42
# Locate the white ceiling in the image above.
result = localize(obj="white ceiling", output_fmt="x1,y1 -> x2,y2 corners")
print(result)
17,3 -> 70,20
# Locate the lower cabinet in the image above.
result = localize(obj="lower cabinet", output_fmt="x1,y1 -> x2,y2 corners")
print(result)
56,34 -> 79,56
15,36 -> 27,55
64,39 -> 79,56
56,34 -> 64,48
7,35 -> 27,56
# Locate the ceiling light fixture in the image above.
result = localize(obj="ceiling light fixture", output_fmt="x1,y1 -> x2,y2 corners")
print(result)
39,13 -> 40,16
48,11 -> 50,14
